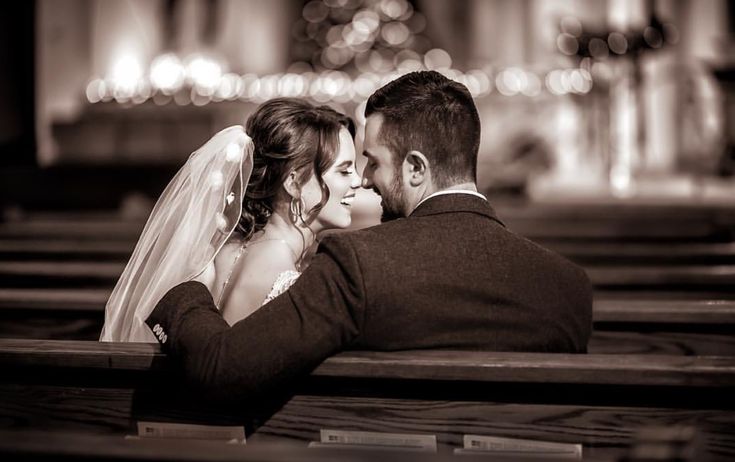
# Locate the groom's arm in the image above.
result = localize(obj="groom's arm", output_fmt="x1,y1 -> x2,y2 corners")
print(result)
146,234 -> 365,402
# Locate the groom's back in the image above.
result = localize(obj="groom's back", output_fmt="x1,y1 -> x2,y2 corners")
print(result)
337,194 -> 592,353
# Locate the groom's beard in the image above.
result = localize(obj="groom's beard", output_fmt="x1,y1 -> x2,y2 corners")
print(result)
379,176 -> 407,222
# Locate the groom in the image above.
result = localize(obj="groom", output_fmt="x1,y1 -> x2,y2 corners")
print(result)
147,71 -> 592,402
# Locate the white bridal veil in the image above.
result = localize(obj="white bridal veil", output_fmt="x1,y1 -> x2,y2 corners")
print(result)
100,126 -> 254,342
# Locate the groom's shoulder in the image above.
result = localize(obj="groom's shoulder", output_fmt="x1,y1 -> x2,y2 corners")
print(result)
332,218 -> 412,242
318,219 -> 411,254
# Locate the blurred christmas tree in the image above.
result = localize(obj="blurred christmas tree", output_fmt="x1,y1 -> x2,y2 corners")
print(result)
289,0 -> 438,74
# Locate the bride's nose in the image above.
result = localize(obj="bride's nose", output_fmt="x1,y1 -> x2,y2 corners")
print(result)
350,171 -> 361,189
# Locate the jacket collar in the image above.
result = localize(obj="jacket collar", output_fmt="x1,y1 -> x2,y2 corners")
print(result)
409,193 -> 505,226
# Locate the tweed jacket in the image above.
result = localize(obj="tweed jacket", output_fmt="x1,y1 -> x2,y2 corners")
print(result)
147,194 -> 593,401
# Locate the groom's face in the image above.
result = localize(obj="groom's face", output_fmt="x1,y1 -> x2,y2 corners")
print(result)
362,114 -> 407,221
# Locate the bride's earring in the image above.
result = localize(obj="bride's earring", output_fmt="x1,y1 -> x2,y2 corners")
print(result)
290,197 -> 303,224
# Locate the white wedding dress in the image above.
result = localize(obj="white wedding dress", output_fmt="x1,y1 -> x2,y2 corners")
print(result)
261,270 -> 301,305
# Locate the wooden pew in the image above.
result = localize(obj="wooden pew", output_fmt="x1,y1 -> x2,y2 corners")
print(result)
544,242 -> 735,265
496,202 -> 735,227
2,314 -> 734,355
3,289 -> 733,324
1,289 -> 734,355
2,259 -> 734,292
2,206 -> 734,459
593,299 -> 735,325
0,218 -> 143,240
0,239 -> 133,261
2,206 -> 734,295
3,202 -> 734,245
0,339 -> 733,460
5,239 -> 735,267
589,330 -> 735,355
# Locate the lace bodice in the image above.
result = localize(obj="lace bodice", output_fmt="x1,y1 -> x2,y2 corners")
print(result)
262,270 -> 301,305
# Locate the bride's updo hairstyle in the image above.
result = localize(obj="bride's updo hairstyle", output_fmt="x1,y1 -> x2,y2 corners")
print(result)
237,98 -> 355,240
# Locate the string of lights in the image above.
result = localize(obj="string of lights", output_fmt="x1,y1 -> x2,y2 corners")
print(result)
86,62 -> 595,106
86,1 -> 600,107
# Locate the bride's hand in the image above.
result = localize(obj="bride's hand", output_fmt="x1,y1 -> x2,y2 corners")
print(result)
192,261 -> 216,292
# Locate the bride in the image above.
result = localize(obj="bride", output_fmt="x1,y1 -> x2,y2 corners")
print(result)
100,98 -> 360,342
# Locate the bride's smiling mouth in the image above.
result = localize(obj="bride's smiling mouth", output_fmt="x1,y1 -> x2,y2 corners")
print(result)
340,194 -> 356,207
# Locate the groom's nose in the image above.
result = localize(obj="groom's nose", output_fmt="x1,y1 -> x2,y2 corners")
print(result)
361,175 -> 374,190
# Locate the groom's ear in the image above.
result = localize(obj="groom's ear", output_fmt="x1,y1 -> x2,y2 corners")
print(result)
403,150 -> 430,187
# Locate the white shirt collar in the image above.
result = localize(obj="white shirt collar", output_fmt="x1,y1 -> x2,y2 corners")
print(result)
412,189 -> 487,213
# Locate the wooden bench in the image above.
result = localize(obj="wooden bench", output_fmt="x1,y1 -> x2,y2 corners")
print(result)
0,339 -> 733,460
2,259 -> 734,292
1,289 -> 734,355
0,239 -> 134,260
507,220 -> 733,243
2,314 -> 734,355
5,238 -> 735,266
3,202 -> 734,244
0,219 -> 144,240
3,289 -> 733,323
1,206 -> 734,459
544,241 -> 735,265
498,202 -> 735,244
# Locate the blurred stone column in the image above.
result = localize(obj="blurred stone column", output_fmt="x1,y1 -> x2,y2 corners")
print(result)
147,0 -> 295,74
467,0 -> 530,67
36,0 -> 94,165
641,36 -> 678,173
676,0 -> 728,176
606,0 -> 648,197
90,0 -> 163,81
608,58 -> 638,196
420,0 -> 531,69
215,0 -> 297,74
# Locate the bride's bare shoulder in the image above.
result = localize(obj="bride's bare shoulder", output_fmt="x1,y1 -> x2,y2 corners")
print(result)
215,238 -> 297,289
220,240 -> 298,324
241,240 -> 297,275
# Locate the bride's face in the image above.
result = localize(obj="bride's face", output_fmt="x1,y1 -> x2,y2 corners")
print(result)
301,128 -> 360,232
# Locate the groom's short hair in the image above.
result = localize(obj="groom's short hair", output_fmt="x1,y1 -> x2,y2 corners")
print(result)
365,71 -> 480,188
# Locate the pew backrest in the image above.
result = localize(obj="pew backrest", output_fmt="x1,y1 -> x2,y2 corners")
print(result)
2,339 -> 734,388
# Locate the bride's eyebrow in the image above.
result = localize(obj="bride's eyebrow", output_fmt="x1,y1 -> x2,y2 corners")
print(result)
334,160 -> 353,168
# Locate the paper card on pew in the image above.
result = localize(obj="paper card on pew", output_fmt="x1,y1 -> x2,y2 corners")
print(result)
313,429 -> 437,452
136,421 -> 246,444
455,435 -> 581,459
